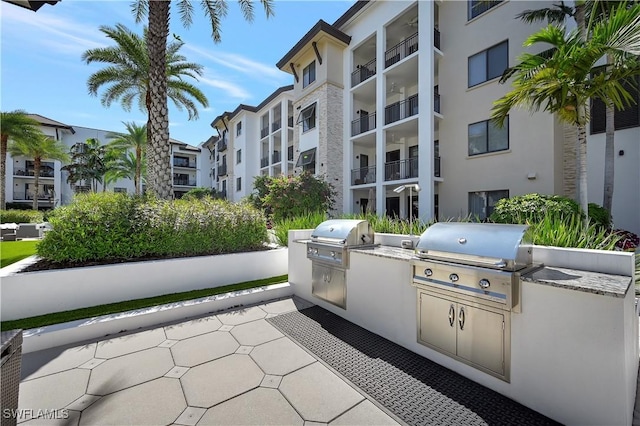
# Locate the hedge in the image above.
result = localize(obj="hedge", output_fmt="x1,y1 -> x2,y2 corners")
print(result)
0,209 -> 45,224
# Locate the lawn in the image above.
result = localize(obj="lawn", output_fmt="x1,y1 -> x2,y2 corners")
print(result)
0,240 -> 38,268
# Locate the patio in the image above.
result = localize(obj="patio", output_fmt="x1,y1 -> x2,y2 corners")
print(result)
14,295 -> 561,425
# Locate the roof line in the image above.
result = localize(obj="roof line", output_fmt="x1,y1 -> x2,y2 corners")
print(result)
276,20 -> 351,70
332,0 -> 370,29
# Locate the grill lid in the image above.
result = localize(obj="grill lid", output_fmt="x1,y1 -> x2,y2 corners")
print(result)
311,219 -> 374,246
415,222 -> 531,270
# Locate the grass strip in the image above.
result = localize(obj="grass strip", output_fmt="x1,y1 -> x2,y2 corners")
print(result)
0,274 -> 288,331
0,240 -> 39,268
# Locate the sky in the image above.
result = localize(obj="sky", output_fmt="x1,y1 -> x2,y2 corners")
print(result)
0,0 -> 352,145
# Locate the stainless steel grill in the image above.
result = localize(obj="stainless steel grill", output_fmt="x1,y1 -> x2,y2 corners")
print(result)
410,222 -> 541,382
307,219 -> 376,309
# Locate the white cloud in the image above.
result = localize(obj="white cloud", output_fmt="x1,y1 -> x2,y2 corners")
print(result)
199,76 -> 252,99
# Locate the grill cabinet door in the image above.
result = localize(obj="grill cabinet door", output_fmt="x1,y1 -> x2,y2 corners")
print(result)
312,264 -> 346,309
418,291 -> 457,356
456,304 -> 505,375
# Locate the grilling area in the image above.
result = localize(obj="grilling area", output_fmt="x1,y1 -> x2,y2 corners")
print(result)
290,220 -> 638,425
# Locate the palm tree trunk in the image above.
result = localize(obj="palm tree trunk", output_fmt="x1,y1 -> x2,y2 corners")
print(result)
32,158 -> 41,211
147,0 -> 173,200
135,146 -> 141,195
0,134 -> 7,210
576,110 -> 589,228
602,53 -> 615,215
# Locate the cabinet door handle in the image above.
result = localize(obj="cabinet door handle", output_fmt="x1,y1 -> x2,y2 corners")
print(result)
448,304 -> 455,327
458,306 -> 465,330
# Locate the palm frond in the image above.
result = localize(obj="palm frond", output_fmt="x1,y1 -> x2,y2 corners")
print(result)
131,0 -> 148,23
176,0 -> 195,27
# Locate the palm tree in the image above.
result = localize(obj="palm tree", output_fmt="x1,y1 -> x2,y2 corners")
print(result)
517,0 -> 638,215
105,151 -> 145,193
62,138 -> 108,193
83,23 -> 209,199
107,122 -> 147,195
132,0 -> 274,199
0,111 -> 44,209
8,134 -> 69,210
492,4 -> 640,225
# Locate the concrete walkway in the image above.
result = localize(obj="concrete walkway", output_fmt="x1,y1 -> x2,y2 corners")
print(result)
16,297 -> 400,425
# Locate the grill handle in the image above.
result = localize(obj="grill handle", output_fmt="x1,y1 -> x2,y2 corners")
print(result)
448,304 -> 455,327
458,306 -> 466,330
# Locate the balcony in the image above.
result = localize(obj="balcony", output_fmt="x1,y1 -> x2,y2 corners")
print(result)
434,156 -> 441,178
351,165 -> 376,186
287,146 -> 294,162
351,112 -> 376,137
288,116 -> 294,128
217,140 -> 227,152
272,122 -> 281,132
385,32 -> 418,68
385,94 -> 418,125
260,127 -> 269,139
351,58 -> 376,87
272,151 -> 281,164
260,157 -> 269,168
384,158 -> 419,181
217,164 -> 228,177
434,28 -> 441,50
13,169 -> 54,178
173,178 -> 197,186
434,93 -> 441,114
173,158 -> 196,168
12,191 -> 51,201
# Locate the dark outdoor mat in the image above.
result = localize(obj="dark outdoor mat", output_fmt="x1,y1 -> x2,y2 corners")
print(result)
267,306 -> 559,426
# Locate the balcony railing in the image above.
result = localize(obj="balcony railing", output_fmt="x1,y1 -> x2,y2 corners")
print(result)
173,158 -> 196,168
173,178 -> 197,186
260,127 -> 269,139
13,169 -> 55,178
384,158 -> 419,181
217,140 -> 227,152
260,157 -> 269,168
351,112 -> 377,137
434,93 -> 441,114
351,57 -> 376,87
288,116 -> 294,128
351,165 -> 376,185
385,32 -> 418,68
434,156 -> 441,177
272,122 -> 281,132
12,191 -> 51,201
385,94 -> 419,125
434,27 -> 441,50
272,151 -> 281,163
287,146 -> 294,161
217,164 -> 228,177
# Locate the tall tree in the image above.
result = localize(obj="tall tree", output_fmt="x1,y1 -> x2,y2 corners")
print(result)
131,0 -> 274,199
83,23 -> 208,199
104,151 -> 145,193
62,138 -> 108,193
107,121 -> 147,195
8,134 -> 69,210
492,5 -> 640,225
0,111 -> 43,209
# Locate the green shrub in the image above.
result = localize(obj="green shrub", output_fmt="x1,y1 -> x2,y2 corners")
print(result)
587,203 -> 611,229
262,173 -> 336,221
37,192 -> 268,263
0,209 -> 45,224
490,193 -> 581,224
272,211 -> 328,246
526,213 -> 620,250
181,187 -> 214,200
5,203 -> 33,211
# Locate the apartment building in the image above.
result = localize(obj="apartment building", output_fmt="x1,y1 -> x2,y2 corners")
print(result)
213,0 -> 639,235
4,114 -> 204,207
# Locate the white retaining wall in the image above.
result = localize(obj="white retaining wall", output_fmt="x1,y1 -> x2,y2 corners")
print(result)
1,248 -> 288,321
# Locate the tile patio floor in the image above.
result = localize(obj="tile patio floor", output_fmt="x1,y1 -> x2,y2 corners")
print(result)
16,297 -> 400,426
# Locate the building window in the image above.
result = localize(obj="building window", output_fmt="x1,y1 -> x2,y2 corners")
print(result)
468,117 -> 509,156
468,41 -> 508,87
303,61 -> 316,88
296,148 -> 316,174
236,121 -> 242,136
114,187 -> 127,193
296,103 -> 316,132
236,177 -> 241,191
236,149 -> 242,164
469,190 -> 509,221
468,0 -> 502,20
590,76 -> 639,134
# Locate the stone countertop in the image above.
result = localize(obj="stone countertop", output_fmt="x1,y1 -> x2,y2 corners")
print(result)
349,245 -> 633,298
522,266 -> 632,298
